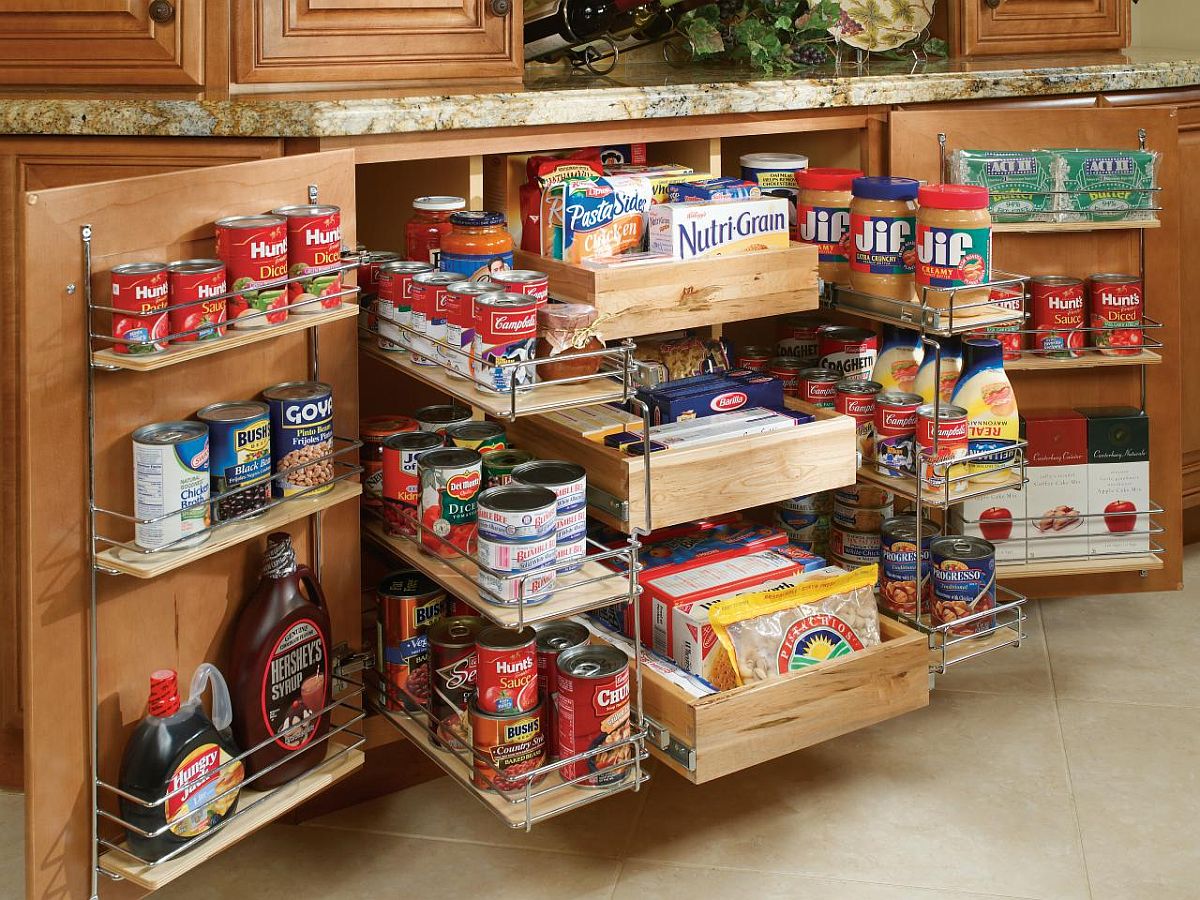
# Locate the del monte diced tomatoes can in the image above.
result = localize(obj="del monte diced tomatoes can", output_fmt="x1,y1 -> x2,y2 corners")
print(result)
111,262 -> 169,354
215,214 -> 289,329
417,447 -> 482,558
271,205 -> 344,315
557,644 -> 632,789
475,624 -> 538,715
167,259 -> 226,344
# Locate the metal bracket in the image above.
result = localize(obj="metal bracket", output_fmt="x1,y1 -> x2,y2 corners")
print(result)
587,486 -> 630,523
332,643 -> 375,692
642,716 -> 696,772
308,184 -> 319,205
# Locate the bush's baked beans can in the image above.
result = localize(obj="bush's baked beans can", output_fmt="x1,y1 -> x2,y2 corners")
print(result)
476,484 -> 558,542
1029,276 -> 1085,359
830,524 -> 881,566
215,214 -> 289,329
818,325 -> 878,379
414,403 -> 473,438
196,401 -> 271,522
736,346 -> 773,371
410,271 -> 460,366
879,515 -> 940,618
483,449 -> 535,489
417,448 -> 482,558
111,262 -> 170,354
377,570 -> 445,711
470,701 -> 546,792
1088,274 -> 1144,357
777,313 -> 824,363
915,403 -> 969,494
271,204 -> 343,314
167,259 -> 226,344
557,644 -> 632,788
767,357 -> 804,396
360,415 -> 419,509
475,625 -> 538,715
931,535 -> 996,638
874,391 -> 922,477
377,260 -> 432,351
443,280 -> 498,377
446,420 -> 506,455
428,615 -> 484,750
473,291 -> 539,394
534,622 -> 590,761
381,430 -> 442,536
836,379 -> 882,465
262,381 -> 334,498
132,421 -> 211,550
489,269 -> 549,305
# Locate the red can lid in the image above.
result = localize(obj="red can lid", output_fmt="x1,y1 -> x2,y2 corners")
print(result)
918,184 -> 990,210
148,669 -> 181,717
797,167 -> 865,193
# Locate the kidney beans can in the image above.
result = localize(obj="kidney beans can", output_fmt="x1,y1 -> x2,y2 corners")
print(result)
818,325 -> 878,379
489,269 -> 549,304
557,644 -> 632,789
476,484 -> 558,542
111,262 -> 170,354
360,415 -> 418,509
167,259 -> 227,343
1029,276 -> 1085,359
443,280 -> 497,377
830,524 -> 881,565
428,615 -> 485,750
262,381 -> 334,498
836,379 -> 882,465
377,260 -> 432,351
132,421 -> 211,550
470,701 -> 546,792
414,403 -> 473,438
736,346 -> 772,371
271,205 -> 343,314
1088,274 -> 1144,357
381,431 -> 443,536
196,401 -> 272,522
535,622 -> 590,761
777,313 -> 825,363
768,357 -> 804,397
879,515 -> 940,618
483,449 -> 535,488
474,291 -> 538,393
377,570 -> 445,711
931,535 -> 997,638
417,448 -> 482,558
915,403 -> 969,494
874,391 -> 922,477
446,420 -> 506,455
215,214 -> 289,329
475,625 -> 538,715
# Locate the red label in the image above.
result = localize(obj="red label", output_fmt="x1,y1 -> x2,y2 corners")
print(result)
876,405 -> 919,436
835,391 -> 875,422
477,305 -> 537,344
1089,277 -> 1144,357
476,641 -> 537,715
215,221 -> 288,322
557,665 -> 631,787
111,266 -> 170,354
916,412 -> 968,447
446,471 -> 481,501
168,266 -> 227,344
260,618 -> 328,752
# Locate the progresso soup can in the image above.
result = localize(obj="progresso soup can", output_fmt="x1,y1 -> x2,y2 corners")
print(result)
879,515 -> 940,618
196,401 -> 272,522
930,535 -> 997,638
132,421 -> 211,551
262,381 -> 334,498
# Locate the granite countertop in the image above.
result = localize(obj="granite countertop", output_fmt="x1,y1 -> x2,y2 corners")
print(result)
1,48 -> 1198,139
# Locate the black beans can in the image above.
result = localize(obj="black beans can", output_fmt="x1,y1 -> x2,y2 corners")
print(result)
197,400 -> 272,521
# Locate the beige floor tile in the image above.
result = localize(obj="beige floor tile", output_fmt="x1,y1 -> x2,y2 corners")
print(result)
628,692 -> 1089,900
0,792 -> 23,898
1058,700 -> 1200,900
935,603 -> 1053,697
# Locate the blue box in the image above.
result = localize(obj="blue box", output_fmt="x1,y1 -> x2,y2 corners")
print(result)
667,177 -> 762,203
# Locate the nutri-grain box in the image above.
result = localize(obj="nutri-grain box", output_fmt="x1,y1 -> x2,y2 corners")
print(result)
1079,407 -> 1150,556
1024,410 -> 1089,560
647,196 -> 790,261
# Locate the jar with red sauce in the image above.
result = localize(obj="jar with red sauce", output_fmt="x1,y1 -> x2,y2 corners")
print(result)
406,196 -> 465,267
439,211 -> 515,283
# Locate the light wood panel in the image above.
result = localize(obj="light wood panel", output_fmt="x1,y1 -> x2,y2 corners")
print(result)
946,0 -> 1129,56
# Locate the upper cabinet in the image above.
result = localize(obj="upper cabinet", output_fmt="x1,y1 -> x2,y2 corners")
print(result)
0,1 -> 204,88
944,0 -> 1130,56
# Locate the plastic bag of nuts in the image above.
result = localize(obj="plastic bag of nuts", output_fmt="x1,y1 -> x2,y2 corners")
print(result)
709,566 -> 880,687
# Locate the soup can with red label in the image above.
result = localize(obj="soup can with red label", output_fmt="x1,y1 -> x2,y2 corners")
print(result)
470,701 -> 546,792
736,346 -> 773,371
271,204 -> 343,314
489,270 -> 549,304
797,367 -> 840,408
377,260 -> 432,352
215,214 -> 289,328
534,621 -> 590,761
777,313 -> 824,363
818,325 -> 878,379
381,431 -> 443,536
167,259 -> 227,344
475,625 -> 538,715
836,379 -> 882,464
411,271 -> 460,366
428,615 -> 484,750
915,403 -> 969,493
1029,276 -> 1085,359
1088,274 -> 1144,357
768,357 -> 804,396
443,280 -> 497,377
111,262 -> 170,354
557,644 -> 632,789
875,391 -> 922,477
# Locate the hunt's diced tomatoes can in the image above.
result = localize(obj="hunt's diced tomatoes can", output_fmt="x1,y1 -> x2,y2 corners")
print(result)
1029,276 -> 1085,359
167,259 -> 226,344
475,625 -> 538,715
111,262 -> 169,354
271,205 -> 344,315
557,644 -> 632,788
1088,274 -> 1144,357
215,214 -> 289,329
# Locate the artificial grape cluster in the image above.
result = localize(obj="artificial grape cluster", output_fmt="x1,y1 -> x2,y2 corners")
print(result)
788,43 -> 829,67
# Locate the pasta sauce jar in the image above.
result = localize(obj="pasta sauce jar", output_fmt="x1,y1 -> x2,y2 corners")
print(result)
797,167 -> 863,287
849,176 -> 919,302
439,211 -> 514,282
915,184 -> 992,312
405,196 -> 465,266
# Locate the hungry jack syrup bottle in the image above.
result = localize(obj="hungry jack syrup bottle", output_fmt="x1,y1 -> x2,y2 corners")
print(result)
230,532 -> 332,789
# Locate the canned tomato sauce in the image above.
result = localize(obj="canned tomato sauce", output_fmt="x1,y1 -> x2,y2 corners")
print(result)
417,448 -> 482,558
475,625 -> 538,715
376,260 -> 432,352
557,644 -> 632,788
470,701 -> 546,792
410,270 -> 460,366
428,615 -> 484,750
111,262 -> 170,354
414,403 -> 472,438
133,421 -> 210,550
476,484 -> 558,542
879,515 -> 940,617
446,421 -> 506,455
196,401 -> 271,522
167,259 -> 226,344
271,204 -> 343,314
916,403 -> 969,494
381,431 -> 443,537
483,449 -> 535,489
931,535 -> 997,638
534,622 -> 589,761
874,390 -> 921,476
736,346 -> 772,371
768,357 -> 803,397
777,313 -> 825,363
818,325 -> 878,379
443,280 -> 497,377
377,570 -> 445,711
1088,274 -> 1144,357
968,287 -> 1025,361
360,415 -> 418,509
1029,276 -> 1085,359
489,269 -> 549,304
215,214 -> 289,328
262,381 -> 334,498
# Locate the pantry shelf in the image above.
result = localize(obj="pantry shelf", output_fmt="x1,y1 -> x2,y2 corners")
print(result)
992,219 -> 1161,234
1005,349 -> 1162,371
853,463 -> 1026,510
996,552 -> 1165,580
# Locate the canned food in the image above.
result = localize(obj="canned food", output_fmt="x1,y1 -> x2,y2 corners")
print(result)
555,505 -> 588,543
830,523 -> 881,565
967,288 -> 1024,361
428,615 -> 485,750
775,509 -> 831,554
916,403 -> 969,493
417,448 -> 482,558
196,401 -> 271,521
414,403 -> 473,438
359,250 -> 402,305
1088,274 -> 1144,357
482,448 -> 535,489
834,483 -> 894,508
446,421 -> 507,455
476,484 -> 558,542
768,357 -> 804,396
474,291 -> 538,394
555,535 -> 587,574
557,644 -> 632,789
818,325 -> 878,379
879,515 -> 940,617
833,495 -> 893,532
377,260 -> 432,351
777,313 -> 825,363
931,535 -> 997,638
360,415 -> 419,508
477,533 -> 557,574
262,381 -> 334,498
381,431 -> 443,536
470,701 -> 546,792
736,346 -> 773,371
411,270 -> 461,365
1029,276 -> 1085,359
836,379 -> 882,464
475,625 -> 538,715
874,391 -> 922,477
476,565 -> 557,607
214,215 -> 289,328
111,262 -> 169,354
270,204 -> 343,314
377,570 -> 445,711
489,269 -> 549,304
792,367 -> 836,408
779,492 -> 834,516
167,259 -> 227,344
511,460 -> 587,514
132,421 -> 210,550
443,280 -> 497,377
534,622 -> 590,760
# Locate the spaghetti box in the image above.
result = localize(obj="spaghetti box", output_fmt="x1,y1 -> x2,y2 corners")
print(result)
667,177 -> 762,203
1079,407 -> 1150,556
643,374 -> 785,424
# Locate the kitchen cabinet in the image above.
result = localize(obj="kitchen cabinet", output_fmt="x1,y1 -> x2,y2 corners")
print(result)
942,0 -> 1130,56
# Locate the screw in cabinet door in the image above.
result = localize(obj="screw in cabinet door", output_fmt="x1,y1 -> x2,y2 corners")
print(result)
489,0 -> 512,16
148,0 -> 176,24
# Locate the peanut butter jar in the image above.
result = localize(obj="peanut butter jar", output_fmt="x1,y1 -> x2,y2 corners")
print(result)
848,176 -> 920,302
797,167 -> 863,287
916,184 -> 992,314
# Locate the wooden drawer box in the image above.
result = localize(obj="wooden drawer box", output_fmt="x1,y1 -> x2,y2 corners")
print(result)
642,618 -> 930,783
505,402 -> 856,534
513,244 -> 818,340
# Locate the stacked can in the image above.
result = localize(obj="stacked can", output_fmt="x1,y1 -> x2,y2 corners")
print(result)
470,624 -> 546,791
414,403 -> 473,438
482,448 -> 535,488
377,260 -> 432,351
557,644 -> 632,788
512,460 -> 588,574
533,621 -> 589,761
357,249 -> 402,335
777,313 -> 825,364
381,431 -> 442,536
774,491 -> 833,558
474,484 -> 558,607
443,280 -> 497,377
835,379 -> 882,467
830,483 -> 893,572
410,270 -> 460,365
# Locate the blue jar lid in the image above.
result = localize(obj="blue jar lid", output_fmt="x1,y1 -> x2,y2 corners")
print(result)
852,176 -> 920,201
450,210 -> 506,227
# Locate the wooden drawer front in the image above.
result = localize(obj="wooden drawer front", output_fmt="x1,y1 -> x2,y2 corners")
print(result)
0,1 -> 203,87
953,0 -> 1129,56
644,618 -> 930,783
505,403 -> 856,534
234,0 -> 520,86
513,244 -> 819,340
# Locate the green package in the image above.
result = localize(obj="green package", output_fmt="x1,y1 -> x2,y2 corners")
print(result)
950,149 -> 1056,223
1051,149 -> 1160,223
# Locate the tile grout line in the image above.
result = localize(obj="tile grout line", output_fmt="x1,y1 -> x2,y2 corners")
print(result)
606,859 -> 626,900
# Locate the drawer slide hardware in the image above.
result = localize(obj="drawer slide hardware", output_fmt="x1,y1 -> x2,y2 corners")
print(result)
643,716 -> 696,772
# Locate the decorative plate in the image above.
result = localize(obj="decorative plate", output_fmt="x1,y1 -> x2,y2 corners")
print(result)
828,0 -> 934,52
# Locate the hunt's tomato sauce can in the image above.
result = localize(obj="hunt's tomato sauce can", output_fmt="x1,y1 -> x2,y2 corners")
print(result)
382,430 -> 443,536
111,262 -> 169,354
271,205 -> 343,314
534,622 -> 589,761
417,447 -> 482,558
557,644 -> 632,788
768,357 -> 804,396
797,367 -> 840,407
1088,274 -> 1144,357
215,214 -> 289,329
475,625 -> 538,715
1029,276 -> 1085,359
377,571 -> 445,711
167,259 -> 226,343
428,616 -> 484,750
470,701 -> 546,792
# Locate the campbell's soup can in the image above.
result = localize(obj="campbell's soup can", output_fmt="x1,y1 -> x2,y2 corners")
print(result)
377,570 -> 445,711
475,625 -> 538,715
797,367 -> 840,408
215,214 -> 289,329
535,622 -> 590,761
474,291 -> 538,393
271,205 -> 343,314
931,535 -> 997,638
443,280 -> 497,377
1029,276 -> 1085,359
359,250 -> 402,302
874,391 -> 921,477
777,313 -> 824,363
417,447 -> 482,558
915,403 -> 969,494
381,431 -> 443,536
836,379 -> 882,465
1088,274 -> 1144,357
557,644 -> 632,788
360,415 -> 419,508
167,259 -> 226,344
111,262 -> 170,354
428,616 -> 485,750
879,515 -> 940,618
769,357 -> 804,397
470,701 -> 546,792
736,346 -> 773,371
377,260 -> 432,352
818,325 -> 878,379
489,269 -> 549,305
411,271 -> 460,366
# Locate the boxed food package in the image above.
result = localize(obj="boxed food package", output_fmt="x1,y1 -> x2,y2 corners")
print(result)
519,150 -> 604,252
605,164 -> 706,202
647,196 -> 790,261
952,490 -> 1027,563
636,372 -> 785,424
667,177 -> 761,203
598,143 -> 647,167
1053,149 -> 1159,223
949,149 -> 1057,222
1079,407 -> 1150,555
541,175 -> 654,263
1024,410 -> 1089,559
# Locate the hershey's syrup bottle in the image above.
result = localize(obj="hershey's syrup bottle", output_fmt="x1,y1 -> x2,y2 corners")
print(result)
230,532 -> 332,789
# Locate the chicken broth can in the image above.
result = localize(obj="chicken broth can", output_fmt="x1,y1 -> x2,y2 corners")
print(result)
271,204 -> 343,314
262,381 -> 334,498
215,215 -> 289,329
428,616 -> 485,750
556,644 -> 632,789
931,535 -> 997,638
196,401 -> 271,522
167,259 -> 227,344
133,421 -> 211,550
111,262 -> 170,354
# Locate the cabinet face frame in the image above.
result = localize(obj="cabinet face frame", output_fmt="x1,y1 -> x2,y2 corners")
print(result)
949,0 -> 1130,56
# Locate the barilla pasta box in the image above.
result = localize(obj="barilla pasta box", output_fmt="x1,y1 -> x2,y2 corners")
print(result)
648,196 -> 790,261
639,372 -> 785,424
667,177 -> 761,204
606,164 -> 706,203
540,175 -> 653,263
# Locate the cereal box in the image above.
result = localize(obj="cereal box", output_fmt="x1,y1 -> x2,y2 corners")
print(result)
540,175 -> 653,263
667,177 -> 761,204
647,197 -> 790,261
605,164 -> 706,203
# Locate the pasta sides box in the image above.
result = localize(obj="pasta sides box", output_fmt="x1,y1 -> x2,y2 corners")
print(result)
540,175 -> 653,263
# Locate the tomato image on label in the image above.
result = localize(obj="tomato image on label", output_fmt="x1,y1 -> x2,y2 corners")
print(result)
777,614 -> 865,672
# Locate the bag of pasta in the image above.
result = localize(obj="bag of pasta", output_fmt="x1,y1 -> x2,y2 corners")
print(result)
708,566 -> 880,687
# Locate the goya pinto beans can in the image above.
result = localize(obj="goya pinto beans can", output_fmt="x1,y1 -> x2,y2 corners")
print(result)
167,259 -> 226,344
410,270 -> 460,366
777,313 -> 825,363
360,415 -> 418,509
768,357 -> 804,396
818,325 -> 878,379
796,367 -> 839,408
132,421 -> 210,551
428,615 -> 484,750
271,204 -> 343,314
477,533 -> 557,574
483,448 -> 535,488
557,644 -> 632,789
214,214 -> 289,328
879,515 -> 940,618
836,379 -> 882,464
874,391 -> 922,477
376,260 -> 432,351
377,570 -> 445,711
417,447 -> 482,558
489,269 -> 549,304
736,346 -> 773,371
473,291 -> 538,394
1029,276 -> 1085,359
475,625 -> 538,715
915,403 -> 969,494
262,381 -> 334,498
930,535 -> 996,638
414,403 -> 472,438
446,420 -> 506,455
111,262 -> 169,354
1088,274 -> 1144,357
830,524 -> 881,566
196,401 -> 271,522
381,430 -> 443,537
470,701 -> 546,792
476,484 -> 558,542
443,280 -> 497,377
535,621 -> 590,761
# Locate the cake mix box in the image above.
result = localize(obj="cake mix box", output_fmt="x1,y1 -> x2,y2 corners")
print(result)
648,196 -> 790,261
1024,410 -> 1089,560
1080,407 -> 1150,555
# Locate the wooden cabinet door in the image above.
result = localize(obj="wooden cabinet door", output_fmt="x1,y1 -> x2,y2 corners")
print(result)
233,0 -> 520,87
950,0 -> 1130,56
0,1 -> 204,88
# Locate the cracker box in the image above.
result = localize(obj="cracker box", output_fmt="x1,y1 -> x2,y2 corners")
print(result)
540,175 -> 654,263
647,196 -> 790,261
667,177 -> 761,204
1024,410 -> 1089,559
1079,407 -> 1150,555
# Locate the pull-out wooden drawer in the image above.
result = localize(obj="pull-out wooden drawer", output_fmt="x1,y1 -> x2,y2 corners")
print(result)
642,618 -> 929,783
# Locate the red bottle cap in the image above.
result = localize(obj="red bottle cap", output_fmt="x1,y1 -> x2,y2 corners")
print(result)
797,167 -> 865,192
918,184 -> 991,210
148,669 -> 181,717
